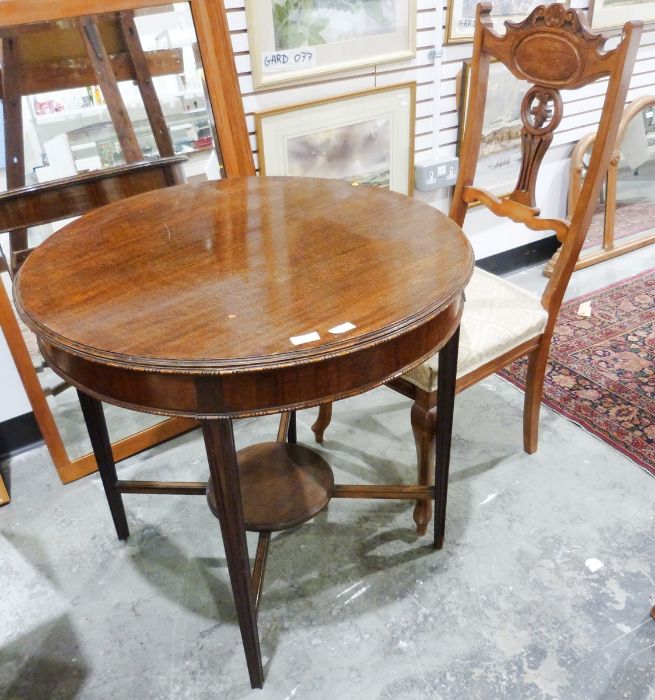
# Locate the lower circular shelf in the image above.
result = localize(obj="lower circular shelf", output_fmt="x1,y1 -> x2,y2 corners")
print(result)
206,441 -> 334,532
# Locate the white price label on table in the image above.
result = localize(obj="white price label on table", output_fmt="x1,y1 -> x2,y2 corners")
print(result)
262,49 -> 316,73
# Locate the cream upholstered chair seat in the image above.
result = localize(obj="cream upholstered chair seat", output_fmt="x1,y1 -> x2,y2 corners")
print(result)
403,267 -> 549,392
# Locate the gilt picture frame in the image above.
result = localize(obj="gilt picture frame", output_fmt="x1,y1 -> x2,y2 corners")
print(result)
588,0 -> 655,29
445,0 -> 566,44
246,0 -> 416,89
256,83 -> 415,195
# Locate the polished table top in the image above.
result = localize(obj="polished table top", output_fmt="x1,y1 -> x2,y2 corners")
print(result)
16,177 -> 473,378
13,175 -> 474,689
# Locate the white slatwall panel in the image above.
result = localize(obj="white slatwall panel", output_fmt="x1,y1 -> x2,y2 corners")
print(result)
436,2 -> 655,158
225,0 -> 438,172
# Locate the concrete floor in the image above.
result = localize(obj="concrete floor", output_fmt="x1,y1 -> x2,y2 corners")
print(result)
1,248 -> 655,699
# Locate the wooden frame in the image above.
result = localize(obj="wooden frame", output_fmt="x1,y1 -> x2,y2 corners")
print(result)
588,0 -> 655,29
246,0 -> 416,89
0,0 -> 254,485
256,83 -> 416,196
545,95 -> 655,275
446,0 -> 565,44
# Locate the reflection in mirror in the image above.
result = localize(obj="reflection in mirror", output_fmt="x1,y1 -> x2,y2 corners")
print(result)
0,4 -> 219,194
0,3 -> 227,464
614,102 -> 655,243
554,96 -> 655,278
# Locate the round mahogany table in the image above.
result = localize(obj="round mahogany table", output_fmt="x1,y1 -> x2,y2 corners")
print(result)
15,176 -> 473,688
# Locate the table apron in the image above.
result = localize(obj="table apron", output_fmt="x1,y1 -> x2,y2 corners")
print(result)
39,296 -> 463,419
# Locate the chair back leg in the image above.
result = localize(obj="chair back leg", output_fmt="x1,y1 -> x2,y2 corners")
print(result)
410,391 -> 438,535
522,341 -> 551,454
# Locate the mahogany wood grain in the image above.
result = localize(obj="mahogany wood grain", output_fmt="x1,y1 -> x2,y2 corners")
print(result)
332,485 -> 432,499
77,391 -> 130,540
15,176 -> 472,688
116,480 -> 206,495
202,418 -> 263,689
16,177 -> 473,418
276,411 -> 297,444
433,328 -> 460,549
0,157 -> 186,234
252,532 -> 271,616
207,442 -> 334,532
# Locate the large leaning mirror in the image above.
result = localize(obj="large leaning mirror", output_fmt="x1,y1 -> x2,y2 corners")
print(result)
0,0 -> 253,484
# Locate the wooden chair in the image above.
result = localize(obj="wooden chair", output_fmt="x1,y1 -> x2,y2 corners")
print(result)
311,5 -> 642,542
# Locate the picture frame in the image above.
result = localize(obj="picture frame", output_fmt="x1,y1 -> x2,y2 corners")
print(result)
445,0 -> 564,44
246,0 -> 416,89
588,0 -> 655,29
458,59 -> 527,199
256,83 -> 416,195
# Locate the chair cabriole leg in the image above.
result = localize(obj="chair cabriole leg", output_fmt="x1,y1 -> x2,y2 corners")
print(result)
311,403 -> 332,443
410,390 -> 437,536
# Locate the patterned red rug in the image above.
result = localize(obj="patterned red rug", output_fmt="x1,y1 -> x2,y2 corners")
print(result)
583,201 -> 655,251
499,269 -> 655,476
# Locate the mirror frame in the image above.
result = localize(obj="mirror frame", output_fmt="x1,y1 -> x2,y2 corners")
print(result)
0,0 -> 255,177
0,0 -> 254,487
544,94 -> 655,277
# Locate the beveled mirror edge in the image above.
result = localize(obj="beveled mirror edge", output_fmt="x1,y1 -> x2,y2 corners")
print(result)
0,0 -> 254,176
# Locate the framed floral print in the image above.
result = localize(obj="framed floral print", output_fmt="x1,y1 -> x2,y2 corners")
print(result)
255,83 -> 415,195
446,0 -> 565,44
246,0 -> 416,89
588,0 -> 655,29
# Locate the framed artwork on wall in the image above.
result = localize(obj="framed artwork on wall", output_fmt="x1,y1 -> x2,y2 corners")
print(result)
588,0 -> 655,29
256,83 -> 416,195
459,59 -> 527,198
246,0 -> 416,89
446,0 -> 564,44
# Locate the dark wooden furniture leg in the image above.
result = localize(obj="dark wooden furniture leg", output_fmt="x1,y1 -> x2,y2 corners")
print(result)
77,391 -> 129,541
311,403 -> 332,443
202,418 -> 263,689
276,411 -> 297,444
433,327 -> 460,550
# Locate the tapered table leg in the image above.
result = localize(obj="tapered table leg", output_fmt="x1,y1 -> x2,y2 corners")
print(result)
77,390 -> 130,541
433,326 -> 460,550
202,418 -> 263,689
